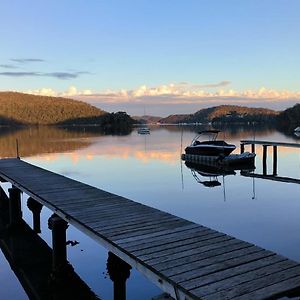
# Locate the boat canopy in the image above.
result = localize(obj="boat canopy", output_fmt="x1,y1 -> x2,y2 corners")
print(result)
191,130 -> 220,145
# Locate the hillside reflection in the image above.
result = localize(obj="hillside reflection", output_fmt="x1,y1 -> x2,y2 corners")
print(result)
0,125 -> 297,164
0,126 -> 103,158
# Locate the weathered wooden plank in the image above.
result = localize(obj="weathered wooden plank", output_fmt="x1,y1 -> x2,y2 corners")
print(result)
59,198 -> 133,213
100,216 -> 184,236
191,258 -> 296,299
202,265 -> 300,300
108,219 -> 188,240
116,223 -> 200,245
72,205 -> 162,224
177,251 -> 275,289
233,275 -> 300,300
135,232 -> 227,260
145,239 -> 251,266
88,210 -> 172,229
119,225 -> 209,250
94,214 -> 179,233
130,229 -> 221,255
156,244 -> 262,277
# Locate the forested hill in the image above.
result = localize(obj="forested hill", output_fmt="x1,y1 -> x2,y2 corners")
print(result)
0,92 -> 107,125
277,104 -> 300,126
159,105 -> 278,124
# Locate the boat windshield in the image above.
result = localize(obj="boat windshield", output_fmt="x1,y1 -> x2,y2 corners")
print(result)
190,130 -> 219,146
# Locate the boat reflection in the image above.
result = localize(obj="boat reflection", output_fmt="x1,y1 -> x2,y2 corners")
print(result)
184,154 -> 255,186
185,161 -> 236,188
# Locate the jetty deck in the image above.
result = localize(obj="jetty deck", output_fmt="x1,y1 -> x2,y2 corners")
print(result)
0,158 -> 300,299
240,140 -> 300,148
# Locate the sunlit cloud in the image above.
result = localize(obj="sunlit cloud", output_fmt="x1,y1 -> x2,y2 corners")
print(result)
25,83 -> 300,106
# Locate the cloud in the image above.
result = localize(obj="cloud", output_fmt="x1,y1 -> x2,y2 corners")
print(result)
191,81 -> 231,89
0,71 -> 88,80
45,72 -> 79,79
0,72 -> 39,77
24,83 -> 300,112
0,64 -> 18,69
26,86 -> 93,97
10,58 -> 45,63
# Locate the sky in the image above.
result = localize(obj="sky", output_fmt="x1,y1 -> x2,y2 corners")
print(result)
0,0 -> 300,116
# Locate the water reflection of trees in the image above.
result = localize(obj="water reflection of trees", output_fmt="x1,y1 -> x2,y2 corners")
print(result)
152,124 -> 277,139
0,126 -> 104,158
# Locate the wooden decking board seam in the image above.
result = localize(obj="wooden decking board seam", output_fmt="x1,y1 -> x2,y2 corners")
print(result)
100,217 -> 187,236
71,202 -> 164,217
141,236 -> 244,264
69,205 -> 155,220
117,224 -> 203,247
178,252 -> 276,288
231,275 -> 300,300
148,239 -> 251,271
159,246 -> 266,277
189,258 -> 294,298
130,231 -> 225,255
97,215 -> 182,233
124,227 -> 214,252
90,212 -> 175,229
85,212 -> 172,230
134,233 -> 229,259
108,219 -> 188,240
209,266 -> 300,300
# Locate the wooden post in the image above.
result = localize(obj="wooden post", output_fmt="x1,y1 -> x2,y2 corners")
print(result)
27,197 -> 43,233
107,252 -> 131,300
263,145 -> 268,175
273,145 -> 278,175
8,187 -> 22,228
240,144 -> 245,154
48,214 -> 69,275
251,144 -> 255,153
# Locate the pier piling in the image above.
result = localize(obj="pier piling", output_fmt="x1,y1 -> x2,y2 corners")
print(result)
107,252 -> 131,300
27,197 -> 43,233
8,187 -> 22,228
48,214 -> 69,275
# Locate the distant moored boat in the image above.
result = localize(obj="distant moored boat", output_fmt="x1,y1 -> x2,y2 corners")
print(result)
138,127 -> 150,134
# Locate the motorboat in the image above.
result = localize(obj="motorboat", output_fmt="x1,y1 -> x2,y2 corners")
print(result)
138,127 -> 150,134
185,130 -> 236,156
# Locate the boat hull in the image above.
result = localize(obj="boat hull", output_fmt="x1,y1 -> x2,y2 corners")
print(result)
185,145 -> 235,156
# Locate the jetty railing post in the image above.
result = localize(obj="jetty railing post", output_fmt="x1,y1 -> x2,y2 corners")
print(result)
273,146 -> 278,175
251,144 -> 255,153
263,145 -> 268,175
240,143 -> 245,154
107,252 -> 131,300
48,214 -> 69,275
27,197 -> 43,233
8,187 -> 22,228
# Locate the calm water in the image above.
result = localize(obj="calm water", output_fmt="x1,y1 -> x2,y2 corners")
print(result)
0,125 -> 300,299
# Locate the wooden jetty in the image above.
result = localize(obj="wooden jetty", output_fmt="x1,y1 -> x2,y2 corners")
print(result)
1,158 -> 300,300
240,140 -> 300,176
